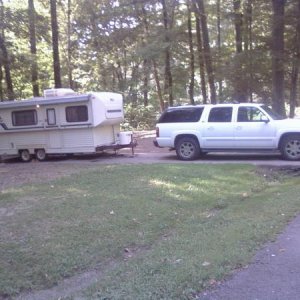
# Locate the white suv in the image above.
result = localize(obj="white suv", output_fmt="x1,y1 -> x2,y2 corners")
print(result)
154,103 -> 300,160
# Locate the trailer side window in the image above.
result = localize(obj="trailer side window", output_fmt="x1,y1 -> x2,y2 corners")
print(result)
12,110 -> 37,126
47,108 -> 56,125
66,105 -> 88,122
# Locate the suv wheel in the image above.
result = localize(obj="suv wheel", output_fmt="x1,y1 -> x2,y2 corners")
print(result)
175,137 -> 200,161
280,135 -> 300,160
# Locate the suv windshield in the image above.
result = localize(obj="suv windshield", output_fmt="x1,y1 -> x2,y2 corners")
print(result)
261,105 -> 286,120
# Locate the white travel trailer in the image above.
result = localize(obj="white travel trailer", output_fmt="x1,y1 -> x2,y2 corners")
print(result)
0,89 -> 135,162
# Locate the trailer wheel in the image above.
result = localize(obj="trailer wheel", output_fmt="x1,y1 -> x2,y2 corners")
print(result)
35,149 -> 47,161
20,150 -> 32,162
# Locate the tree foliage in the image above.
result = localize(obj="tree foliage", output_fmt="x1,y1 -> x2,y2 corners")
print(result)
0,0 -> 300,121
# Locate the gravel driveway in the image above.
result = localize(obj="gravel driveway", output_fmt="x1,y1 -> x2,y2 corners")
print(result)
2,134 -> 300,191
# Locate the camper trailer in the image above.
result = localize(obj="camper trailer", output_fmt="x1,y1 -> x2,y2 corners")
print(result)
0,89 -> 135,162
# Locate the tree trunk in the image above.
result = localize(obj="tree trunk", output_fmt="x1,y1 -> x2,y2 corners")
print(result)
217,0 -> 223,101
0,0 -> 3,101
50,0 -> 62,88
153,60 -> 165,111
0,64 -> 3,101
116,61 -> 125,92
195,0 -> 216,104
271,0 -> 286,116
128,63 -> 139,105
187,4 -> 195,104
245,0 -> 253,102
67,0 -> 73,89
140,5 -> 164,111
0,34 -> 14,100
138,5 -> 149,107
233,0 -> 247,102
28,0 -> 39,96
161,0 -> 173,107
233,0 -> 243,53
289,0 -> 300,118
0,0 -> 13,100
194,4 -> 207,104
142,59 -> 149,107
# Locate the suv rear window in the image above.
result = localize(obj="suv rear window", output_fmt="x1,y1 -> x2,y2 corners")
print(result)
158,107 -> 204,123
208,107 -> 233,122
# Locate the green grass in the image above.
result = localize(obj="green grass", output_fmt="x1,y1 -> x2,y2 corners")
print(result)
0,164 -> 300,299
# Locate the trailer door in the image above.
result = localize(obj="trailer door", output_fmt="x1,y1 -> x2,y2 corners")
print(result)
47,108 -> 61,149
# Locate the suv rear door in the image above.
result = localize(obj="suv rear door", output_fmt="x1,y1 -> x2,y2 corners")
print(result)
202,106 -> 235,149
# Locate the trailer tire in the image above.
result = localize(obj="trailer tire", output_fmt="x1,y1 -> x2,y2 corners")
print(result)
20,150 -> 32,162
35,149 -> 47,161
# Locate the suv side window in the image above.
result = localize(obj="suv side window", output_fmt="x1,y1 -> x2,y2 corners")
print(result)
208,107 -> 233,122
237,107 -> 267,122
158,107 -> 204,123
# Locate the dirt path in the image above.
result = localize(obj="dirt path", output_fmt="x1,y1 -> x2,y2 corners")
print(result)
14,261 -> 116,300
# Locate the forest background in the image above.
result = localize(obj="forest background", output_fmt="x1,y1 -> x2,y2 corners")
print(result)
0,0 -> 299,129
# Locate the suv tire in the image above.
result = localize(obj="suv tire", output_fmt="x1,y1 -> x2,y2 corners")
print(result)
175,137 -> 200,161
280,134 -> 300,160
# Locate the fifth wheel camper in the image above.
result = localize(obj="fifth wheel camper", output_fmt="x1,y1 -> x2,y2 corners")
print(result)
0,88 -> 135,161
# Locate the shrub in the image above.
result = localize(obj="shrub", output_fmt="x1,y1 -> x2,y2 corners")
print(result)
122,103 -> 158,130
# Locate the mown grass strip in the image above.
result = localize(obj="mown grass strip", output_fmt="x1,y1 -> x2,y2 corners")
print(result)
0,164 -> 299,299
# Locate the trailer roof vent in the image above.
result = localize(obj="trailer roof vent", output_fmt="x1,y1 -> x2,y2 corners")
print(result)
43,88 -> 76,98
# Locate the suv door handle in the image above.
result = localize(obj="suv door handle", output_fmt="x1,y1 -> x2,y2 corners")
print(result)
207,126 -> 214,130
236,126 -> 242,130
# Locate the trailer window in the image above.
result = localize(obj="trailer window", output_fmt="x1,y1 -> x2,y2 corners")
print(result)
47,108 -> 56,125
12,110 -> 37,126
66,105 -> 88,122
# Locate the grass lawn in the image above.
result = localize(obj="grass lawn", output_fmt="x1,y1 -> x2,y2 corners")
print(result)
1,164 -> 300,299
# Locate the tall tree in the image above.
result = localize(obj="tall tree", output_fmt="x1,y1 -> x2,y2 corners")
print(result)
66,0 -> 73,89
160,0 -> 173,107
0,0 -> 3,101
135,3 -> 149,107
0,0 -> 14,100
232,0 -> 247,102
28,0 -> 39,96
193,3 -> 207,104
140,4 -> 164,111
142,58 -> 149,107
50,0 -> 62,88
233,0 -> 243,53
187,3 -> 195,104
244,0 -> 253,102
0,34 -> 14,100
217,0 -> 223,100
0,65 -> 3,101
289,0 -> 300,117
271,0 -> 286,115
195,0 -> 216,104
